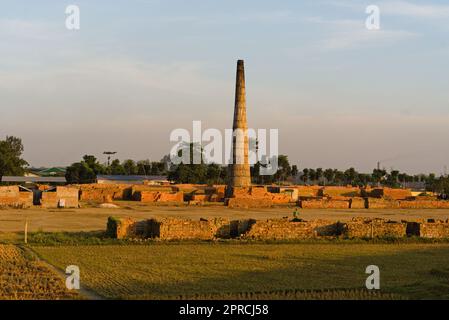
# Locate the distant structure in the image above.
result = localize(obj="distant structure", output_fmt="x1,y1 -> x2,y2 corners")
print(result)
1,176 -> 66,184
103,151 -> 117,166
96,175 -> 169,185
228,60 -> 251,191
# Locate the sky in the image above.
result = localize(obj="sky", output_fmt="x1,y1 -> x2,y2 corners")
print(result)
0,0 -> 448,174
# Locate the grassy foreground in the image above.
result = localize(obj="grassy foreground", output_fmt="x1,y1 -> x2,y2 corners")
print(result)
33,243 -> 449,300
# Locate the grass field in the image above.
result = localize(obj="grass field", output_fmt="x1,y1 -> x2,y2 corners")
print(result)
2,206 -> 449,300
33,242 -> 449,300
0,245 -> 78,300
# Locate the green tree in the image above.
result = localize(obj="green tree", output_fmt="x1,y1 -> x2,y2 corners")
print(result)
372,168 -> 387,186
344,167 -> 357,186
291,165 -> 298,177
206,163 -> 222,185
302,168 -> 309,184
274,155 -> 291,184
109,159 -> 126,175
0,136 -> 28,179
65,162 -> 96,184
136,160 -> 151,175
308,169 -> 316,183
123,159 -> 138,175
65,155 -> 106,184
168,143 -> 208,183
316,168 -> 323,185
324,169 -> 335,185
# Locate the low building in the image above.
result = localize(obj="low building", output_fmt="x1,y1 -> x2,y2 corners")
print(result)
1,176 -> 67,184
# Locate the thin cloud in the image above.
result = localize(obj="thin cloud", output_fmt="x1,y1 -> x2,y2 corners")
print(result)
153,10 -> 295,25
381,0 -> 449,18
306,17 -> 418,50
321,29 -> 417,50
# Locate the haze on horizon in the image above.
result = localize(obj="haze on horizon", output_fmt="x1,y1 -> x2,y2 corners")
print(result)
1,0 -> 448,174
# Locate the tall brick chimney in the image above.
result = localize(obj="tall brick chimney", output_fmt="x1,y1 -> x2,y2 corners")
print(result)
228,60 -> 251,191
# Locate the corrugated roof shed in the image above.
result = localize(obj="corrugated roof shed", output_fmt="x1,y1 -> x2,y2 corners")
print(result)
1,176 -> 67,183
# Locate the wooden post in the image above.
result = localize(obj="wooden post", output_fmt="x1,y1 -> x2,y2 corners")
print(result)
24,219 -> 28,244
370,221 -> 374,239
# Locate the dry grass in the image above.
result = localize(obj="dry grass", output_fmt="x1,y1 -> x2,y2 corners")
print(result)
0,245 -> 78,300
33,243 -> 449,300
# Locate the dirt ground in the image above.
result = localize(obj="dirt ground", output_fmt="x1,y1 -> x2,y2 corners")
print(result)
1,201 -> 449,233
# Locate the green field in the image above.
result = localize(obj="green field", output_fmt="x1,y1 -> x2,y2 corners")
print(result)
32,243 -> 449,300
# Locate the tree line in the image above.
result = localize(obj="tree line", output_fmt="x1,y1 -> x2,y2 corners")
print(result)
1,135 -> 449,194
65,155 -> 171,184
299,167 -> 433,187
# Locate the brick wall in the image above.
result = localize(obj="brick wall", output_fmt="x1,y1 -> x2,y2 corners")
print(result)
134,191 -> 184,203
366,198 -> 400,209
343,218 -> 407,238
318,186 -> 361,198
369,188 -> 412,200
106,217 -> 139,239
41,187 -> 79,208
226,198 -> 273,209
146,218 -> 230,240
242,219 -> 343,240
300,199 -> 350,209
407,220 -> 449,238
0,186 -> 33,208
77,184 -> 131,202
106,216 -> 449,240
350,198 -> 367,209
398,200 -> 449,209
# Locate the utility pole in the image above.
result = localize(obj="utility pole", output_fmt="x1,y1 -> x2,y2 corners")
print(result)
103,151 -> 117,166
24,219 -> 28,244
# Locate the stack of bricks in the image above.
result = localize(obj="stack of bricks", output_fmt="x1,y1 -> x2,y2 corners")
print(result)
226,186 -> 273,208
366,198 -> 400,209
318,186 -> 361,198
0,186 -> 33,208
190,185 -> 227,203
212,185 -> 226,202
242,219 -> 342,240
407,219 -> 449,238
270,193 -> 293,204
146,218 -> 230,240
106,217 -> 141,239
368,188 -> 412,200
343,217 -> 407,238
77,184 -> 131,202
397,200 -> 449,209
300,199 -> 350,209
134,191 -> 184,203
130,185 -> 174,200
350,198 -> 367,209
106,216 -> 449,240
41,187 -> 79,208
295,186 -> 321,198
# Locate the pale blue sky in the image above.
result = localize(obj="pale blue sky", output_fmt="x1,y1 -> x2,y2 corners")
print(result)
0,0 -> 448,173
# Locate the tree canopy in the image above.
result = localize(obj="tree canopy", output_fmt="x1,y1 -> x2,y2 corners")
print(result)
0,136 -> 28,179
